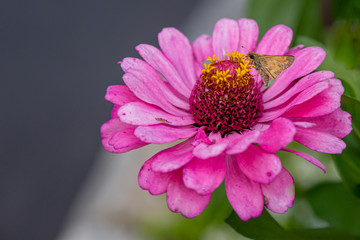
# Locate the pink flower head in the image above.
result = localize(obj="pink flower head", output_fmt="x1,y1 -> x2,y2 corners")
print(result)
101,18 -> 352,220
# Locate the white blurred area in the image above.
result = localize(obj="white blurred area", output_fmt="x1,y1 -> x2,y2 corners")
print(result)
56,0 -> 340,239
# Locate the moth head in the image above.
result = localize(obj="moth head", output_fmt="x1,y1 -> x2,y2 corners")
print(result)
247,52 -> 256,60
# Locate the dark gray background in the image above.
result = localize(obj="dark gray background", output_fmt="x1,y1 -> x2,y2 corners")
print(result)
0,1 -> 200,239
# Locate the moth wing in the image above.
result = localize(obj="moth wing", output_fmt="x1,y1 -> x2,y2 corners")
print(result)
260,55 -> 295,79
266,55 -> 295,68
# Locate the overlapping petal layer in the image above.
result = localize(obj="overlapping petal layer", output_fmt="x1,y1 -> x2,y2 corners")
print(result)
101,18 -> 352,221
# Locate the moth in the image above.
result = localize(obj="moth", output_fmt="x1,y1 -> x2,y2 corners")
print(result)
246,52 -> 295,86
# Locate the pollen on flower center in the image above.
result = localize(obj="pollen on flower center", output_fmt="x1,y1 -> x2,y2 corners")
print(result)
189,51 -> 263,135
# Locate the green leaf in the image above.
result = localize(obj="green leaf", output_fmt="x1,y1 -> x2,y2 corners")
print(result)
333,132 -> 360,198
289,228 -> 360,240
226,209 -> 360,240
225,209 -> 296,240
341,94 -> 360,137
306,182 -> 360,235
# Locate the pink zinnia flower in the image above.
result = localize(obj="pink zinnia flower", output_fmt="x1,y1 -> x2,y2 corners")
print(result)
101,18 -> 352,220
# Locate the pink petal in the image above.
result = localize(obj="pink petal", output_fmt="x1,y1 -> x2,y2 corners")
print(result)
138,157 -> 174,195
164,81 -> 189,102
257,118 -> 296,152
192,34 -> 213,63
294,127 -> 346,154
134,125 -> 197,144
167,172 -> 212,218
261,167 -> 295,214
256,25 -> 293,55
192,128 -> 213,146
136,44 -> 192,98
194,61 -> 202,80
328,78 -> 344,95
293,121 -> 317,128
225,155 -> 264,221
297,108 -> 352,138
108,129 -> 147,152
105,85 -> 139,106
193,138 -> 229,159
263,71 -> 335,109
183,155 -> 225,195
226,130 -> 260,154
100,119 -> 147,153
208,131 -> 222,142
252,123 -> 270,131
121,58 -> 189,116
151,139 -> 194,172
119,101 -> 194,126
260,81 -> 330,122
283,90 -> 341,118
111,105 -> 120,119
237,18 -> 259,54
237,145 -> 282,184
158,28 -> 197,89
263,47 -> 326,102
212,18 -> 240,58
285,44 -> 305,55
283,148 -> 326,173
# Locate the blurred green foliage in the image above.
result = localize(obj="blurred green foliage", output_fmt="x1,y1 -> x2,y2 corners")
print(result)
249,0 -> 323,41
330,0 -> 360,21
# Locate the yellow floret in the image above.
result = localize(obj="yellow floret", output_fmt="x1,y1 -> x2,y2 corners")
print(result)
201,51 -> 254,89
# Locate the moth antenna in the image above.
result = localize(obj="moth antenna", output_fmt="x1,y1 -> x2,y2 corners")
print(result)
240,45 -> 249,54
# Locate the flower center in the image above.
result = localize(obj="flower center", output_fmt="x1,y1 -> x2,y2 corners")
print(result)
189,51 -> 263,135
